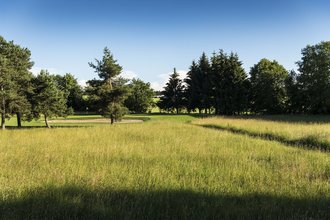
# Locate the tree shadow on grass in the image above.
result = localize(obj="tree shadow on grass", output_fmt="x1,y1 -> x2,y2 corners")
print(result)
223,114 -> 330,124
4,125 -> 91,130
0,186 -> 329,220
198,124 -> 330,152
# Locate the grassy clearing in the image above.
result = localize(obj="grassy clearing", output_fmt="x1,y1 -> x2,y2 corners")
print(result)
0,115 -> 329,219
193,116 -> 330,151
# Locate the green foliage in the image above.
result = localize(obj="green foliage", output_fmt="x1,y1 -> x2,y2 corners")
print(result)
296,41 -> 330,113
158,68 -> 185,114
55,73 -> 85,112
184,61 -> 200,112
211,51 -> 249,115
125,78 -> 155,113
198,53 -> 212,112
32,70 -> 68,127
88,47 -> 128,123
89,47 -> 122,83
250,59 -> 289,114
0,35 -> 34,129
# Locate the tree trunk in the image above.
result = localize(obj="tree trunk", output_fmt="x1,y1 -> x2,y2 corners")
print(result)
110,115 -> 114,124
44,115 -> 50,128
17,112 -> 22,128
176,108 -> 179,114
1,113 -> 5,130
1,95 -> 5,130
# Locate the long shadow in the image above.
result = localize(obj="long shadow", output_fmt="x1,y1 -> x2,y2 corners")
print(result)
4,125 -> 92,130
0,186 -> 329,219
199,124 -> 330,152
222,114 -> 330,124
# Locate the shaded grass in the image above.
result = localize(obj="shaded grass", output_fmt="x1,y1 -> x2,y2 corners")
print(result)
1,186 -> 329,220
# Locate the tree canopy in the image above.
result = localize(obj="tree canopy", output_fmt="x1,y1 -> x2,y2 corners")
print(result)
88,47 -> 128,124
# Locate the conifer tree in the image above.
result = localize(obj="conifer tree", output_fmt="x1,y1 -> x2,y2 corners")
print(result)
211,51 -> 249,115
198,53 -> 212,113
88,47 -> 128,124
32,70 -> 68,128
0,36 -> 34,129
159,68 -> 185,114
184,61 -> 200,113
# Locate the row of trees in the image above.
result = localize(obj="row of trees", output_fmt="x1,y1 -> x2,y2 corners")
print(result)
159,41 -> 330,115
0,36 -> 155,129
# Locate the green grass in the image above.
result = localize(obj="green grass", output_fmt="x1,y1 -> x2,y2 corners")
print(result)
0,115 -> 329,219
193,116 -> 330,151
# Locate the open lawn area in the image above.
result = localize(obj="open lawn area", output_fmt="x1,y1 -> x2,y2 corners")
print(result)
0,114 -> 329,219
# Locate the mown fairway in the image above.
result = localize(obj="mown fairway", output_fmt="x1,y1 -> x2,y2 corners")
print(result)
0,115 -> 329,219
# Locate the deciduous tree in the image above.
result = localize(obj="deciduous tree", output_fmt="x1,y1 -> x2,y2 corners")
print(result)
250,59 -> 289,114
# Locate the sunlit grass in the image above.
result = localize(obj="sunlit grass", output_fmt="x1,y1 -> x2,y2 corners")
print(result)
0,115 -> 329,219
193,116 -> 330,151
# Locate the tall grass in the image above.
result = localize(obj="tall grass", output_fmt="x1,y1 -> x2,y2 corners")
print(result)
0,117 -> 329,219
193,116 -> 330,151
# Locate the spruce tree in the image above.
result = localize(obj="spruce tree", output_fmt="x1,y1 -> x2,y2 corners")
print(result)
211,51 -> 249,115
184,61 -> 200,113
159,68 -> 185,114
198,53 -> 212,113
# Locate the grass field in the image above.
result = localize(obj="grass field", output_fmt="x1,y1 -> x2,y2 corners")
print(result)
0,114 -> 329,219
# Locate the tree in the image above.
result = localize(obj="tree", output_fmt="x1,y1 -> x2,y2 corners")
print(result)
211,51 -> 249,115
8,45 -> 34,127
0,36 -> 34,129
184,61 -> 200,113
55,73 -> 84,112
198,53 -> 212,113
88,47 -> 128,124
296,41 -> 330,113
249,59 -> 289,114
285,70 -> 301,113
124,78 -> 155,113
158,68 -> 185,114
32,70 -> 68,128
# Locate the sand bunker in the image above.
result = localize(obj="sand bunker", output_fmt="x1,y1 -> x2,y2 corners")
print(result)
49,118 -> 143,124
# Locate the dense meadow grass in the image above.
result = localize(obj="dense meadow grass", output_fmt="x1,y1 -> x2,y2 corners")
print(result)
0,114 -> 329,219
193,115 -> 330,151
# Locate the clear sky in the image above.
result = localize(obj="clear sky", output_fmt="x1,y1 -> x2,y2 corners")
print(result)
1,0 -> 329,90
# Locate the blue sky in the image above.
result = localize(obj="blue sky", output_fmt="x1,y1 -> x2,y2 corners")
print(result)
1,0 -> 329,90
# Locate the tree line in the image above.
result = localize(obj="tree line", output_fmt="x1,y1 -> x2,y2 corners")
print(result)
158,41 -> 330,115
0,36 -> 155,129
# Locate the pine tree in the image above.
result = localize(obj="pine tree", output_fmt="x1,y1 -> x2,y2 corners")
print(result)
159,68 -> 185,114
0,36 -> 34,129
88,47 -> 128,124
32,70 -> 68,128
